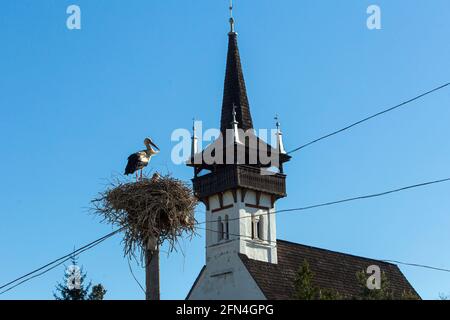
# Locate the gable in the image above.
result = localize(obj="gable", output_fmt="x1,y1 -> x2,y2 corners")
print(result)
186,256 -> 266,300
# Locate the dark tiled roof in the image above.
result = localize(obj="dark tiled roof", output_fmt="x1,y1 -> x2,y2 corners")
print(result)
239,240 -> 419,300
188,134 -> 291,170
220,32 -> 253,133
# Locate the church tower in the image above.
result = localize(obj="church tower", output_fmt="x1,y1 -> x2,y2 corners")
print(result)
187,7 -> 290,299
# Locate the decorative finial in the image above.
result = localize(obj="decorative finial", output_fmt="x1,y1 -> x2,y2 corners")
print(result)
275,114 -> 280,130
274,114 -> 286,154
229,0 -> 233,18
192,117 -> 196,132
229,0 -> 235,33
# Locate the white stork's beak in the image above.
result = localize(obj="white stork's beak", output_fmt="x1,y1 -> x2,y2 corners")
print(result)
150,140 -> 160,151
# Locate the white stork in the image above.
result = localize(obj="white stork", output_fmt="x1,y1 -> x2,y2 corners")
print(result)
124,138 -> 160,181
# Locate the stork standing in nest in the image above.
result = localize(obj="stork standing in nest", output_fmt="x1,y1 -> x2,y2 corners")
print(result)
124,138 -> 160,181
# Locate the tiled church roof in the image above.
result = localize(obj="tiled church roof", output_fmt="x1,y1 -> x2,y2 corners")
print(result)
239,240 -> 419,300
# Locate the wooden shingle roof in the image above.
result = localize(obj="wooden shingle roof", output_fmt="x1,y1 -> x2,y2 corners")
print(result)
220,31 -> 253,134
239,240 -> 419,300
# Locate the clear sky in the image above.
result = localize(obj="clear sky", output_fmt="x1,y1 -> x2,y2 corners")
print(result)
1,0 -> 449,300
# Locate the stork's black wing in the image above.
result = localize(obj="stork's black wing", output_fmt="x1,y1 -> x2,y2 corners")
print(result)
124,153 -> 141,175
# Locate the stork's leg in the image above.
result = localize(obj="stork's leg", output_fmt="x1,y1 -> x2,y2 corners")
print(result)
136,172 -> 138,182
140,170 -> 143,180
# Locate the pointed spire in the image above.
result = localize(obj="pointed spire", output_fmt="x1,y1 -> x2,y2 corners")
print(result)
275,115 -> 286,154
220,3 -> 253,134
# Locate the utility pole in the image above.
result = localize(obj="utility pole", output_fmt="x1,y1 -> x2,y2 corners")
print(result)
145,238 -> 160,300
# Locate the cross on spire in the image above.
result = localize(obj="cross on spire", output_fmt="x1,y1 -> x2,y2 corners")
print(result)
229,0 -> 235,33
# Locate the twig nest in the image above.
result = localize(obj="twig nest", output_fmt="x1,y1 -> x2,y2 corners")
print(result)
92,174 -> 197,258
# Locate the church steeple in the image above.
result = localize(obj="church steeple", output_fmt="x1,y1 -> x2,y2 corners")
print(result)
188,2 -> 290,174
187,3 -> 291,271
220,19 -> 253,133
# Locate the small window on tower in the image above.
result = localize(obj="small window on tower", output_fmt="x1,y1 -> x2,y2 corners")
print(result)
224,215 -> 229,240
252,216 -> 261,240
257,216 -> 264,241
217,216 -> 223,242
251,218 -> 255,239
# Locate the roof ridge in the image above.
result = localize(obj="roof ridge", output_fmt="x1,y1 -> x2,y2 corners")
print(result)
276,239 -> 398,267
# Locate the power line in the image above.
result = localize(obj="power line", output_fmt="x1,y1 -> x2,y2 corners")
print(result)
2,217 -> 448,296
195,226 -> 450,274
0,228 -> 124,296
196,176 -> 450,226
0,237 -> 108,295
381,260 -> 450,273
2,176 -> 449,295
127,257 -> 146,295
195,225 -> 275,243
287,82 -> 450,154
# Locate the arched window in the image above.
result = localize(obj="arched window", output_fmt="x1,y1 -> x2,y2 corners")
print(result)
224,215 -> 229,240
257,215 -> 264,240
217,216 -> 223,242
252,216 -> 260,240
251,217 -> 255,239
251,215 -> 264,241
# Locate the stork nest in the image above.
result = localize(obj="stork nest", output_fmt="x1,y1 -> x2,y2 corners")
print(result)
92,174 -> 198,259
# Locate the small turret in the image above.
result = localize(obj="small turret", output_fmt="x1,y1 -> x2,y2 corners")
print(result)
191,118 -> 198,157
231,105 -> 241,144
275,115 -> 286,155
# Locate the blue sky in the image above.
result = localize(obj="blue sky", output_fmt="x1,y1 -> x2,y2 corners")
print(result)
0,0 -> 449,300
